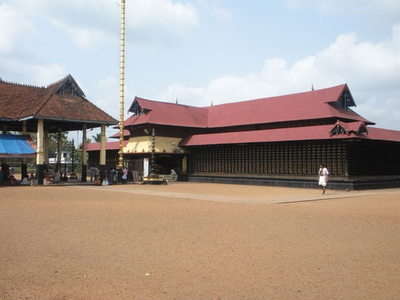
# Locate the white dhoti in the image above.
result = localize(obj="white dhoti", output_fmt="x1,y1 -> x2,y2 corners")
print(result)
319,176 -> 327,186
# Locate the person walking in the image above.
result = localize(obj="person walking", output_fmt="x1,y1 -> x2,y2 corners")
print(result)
122,167 -> 128,184
318,164 -> 329,194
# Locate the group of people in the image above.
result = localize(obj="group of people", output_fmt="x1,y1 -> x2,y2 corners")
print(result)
89,165 -> 100,183
2,163 -> 330,192
19,172 -> 37,185
90,166 -> 129,186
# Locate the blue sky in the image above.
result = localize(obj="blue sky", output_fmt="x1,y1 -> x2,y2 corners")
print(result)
1,0 -> 400,139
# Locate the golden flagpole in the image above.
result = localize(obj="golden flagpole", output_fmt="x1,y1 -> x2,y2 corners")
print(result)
118,0 -> 126,169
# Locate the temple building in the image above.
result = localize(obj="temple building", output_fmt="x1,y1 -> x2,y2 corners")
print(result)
0,75 -> 118,184
103,83 -> 400,189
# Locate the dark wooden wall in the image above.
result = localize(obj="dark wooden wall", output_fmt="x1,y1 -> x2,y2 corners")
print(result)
187,139 -> 400,178
187,140 -> 348,177
347,140 -> 400,176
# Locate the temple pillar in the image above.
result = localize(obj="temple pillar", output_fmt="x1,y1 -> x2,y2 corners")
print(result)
57,128 -> 62,164
81,125 -> 87,182
44,129 -> 49,170
21,121 -> 28,179
182,155 -> 187,174
100,125 -> 106,181
36,119 -> 45,184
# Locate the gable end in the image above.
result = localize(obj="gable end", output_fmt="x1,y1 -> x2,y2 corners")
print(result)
333,86 -> 356,111
55,76 -> 85,97
329,122 -> 348,136
129,99 -> 151,116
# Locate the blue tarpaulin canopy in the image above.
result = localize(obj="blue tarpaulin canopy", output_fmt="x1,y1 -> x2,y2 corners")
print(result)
0,134 -> 36,158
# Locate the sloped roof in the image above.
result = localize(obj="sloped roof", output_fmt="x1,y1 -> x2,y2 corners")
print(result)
86,141 -> 128,152
328,120 -> 368,136
110,129 -> 130,139
125,84 -> 373,130
207,84 -> 371,128
0,75 -> 118,131
0,83 -> 41,120
126,97 -> 209,127
367,127 -> 400,142
179,125 -> 343,146
0,134 -> 36,158
179,123 -> 400,146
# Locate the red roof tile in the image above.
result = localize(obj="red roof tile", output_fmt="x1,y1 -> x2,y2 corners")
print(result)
179,123 -> 400,146
86,141 -> 128,151
179,125 -> 343,146
0,75 -> 117,125
207,84 -> 370,128
110,129 -> 130,139
125,84 -> 373,129
126,97 -> 209,127
367,127 -> 400,142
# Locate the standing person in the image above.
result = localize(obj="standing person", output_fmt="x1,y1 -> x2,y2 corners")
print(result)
122,167 -> 128,184
54,164 -> 61,182
108,168 -> 115,185
94,166 -> 100,186
113,169 -> 118,184
9,165 -> 15,177
318,164 -> 329,194
89,165 -> 94,182
94,166 -> 99,180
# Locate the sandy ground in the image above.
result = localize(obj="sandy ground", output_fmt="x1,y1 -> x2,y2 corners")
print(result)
0,182 -> 399,300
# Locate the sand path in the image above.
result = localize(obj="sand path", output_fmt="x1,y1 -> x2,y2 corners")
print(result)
1,183 -> 399,299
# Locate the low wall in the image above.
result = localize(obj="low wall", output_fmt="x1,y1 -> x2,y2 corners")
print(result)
186,175 -> 400,190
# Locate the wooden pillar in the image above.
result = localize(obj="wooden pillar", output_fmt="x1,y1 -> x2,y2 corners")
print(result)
44,129 -> 49,168
36,119 -> 45,184
182,156 -> 187,174
100,124 -> 106,181
21,121 -> 28,179
81,125 -> 87,182
57,128 -> 62,164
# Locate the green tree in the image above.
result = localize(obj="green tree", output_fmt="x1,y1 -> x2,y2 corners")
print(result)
92,133 -> 106,143
48,132 -> 69,158
79,138 -> 92,150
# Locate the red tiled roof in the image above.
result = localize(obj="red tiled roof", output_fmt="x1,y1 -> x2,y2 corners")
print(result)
179,123 -> 400,146
110,129 -> 130,139
86,141 -> 128,151
207,84 -> 371,128
328,120 -> 367,135
0,84 -> 41,120
179,125 -> 344,146
343,121 -> 365,132
0,75 -> 117,125
125,84 -> 373,129
366,127 -> 400,142
125,97 -> 209,127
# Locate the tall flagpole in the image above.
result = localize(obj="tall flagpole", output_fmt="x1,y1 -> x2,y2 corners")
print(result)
118,0 -> 126,169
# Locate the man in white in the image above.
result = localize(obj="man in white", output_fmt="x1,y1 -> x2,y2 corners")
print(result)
318,164 -> 329,194
122,167 -> 128,184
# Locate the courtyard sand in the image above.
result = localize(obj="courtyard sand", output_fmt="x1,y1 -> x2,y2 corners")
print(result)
1,183 -> 399,299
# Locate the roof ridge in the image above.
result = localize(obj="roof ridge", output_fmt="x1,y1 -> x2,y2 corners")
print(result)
32,74 -> 87,117
46,74 -> 71,88
136,96 -> 201,109
0,78 -> 45,89
210,83 -> 348,108
16,75 -> 75,118
17,87 -> 50,119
